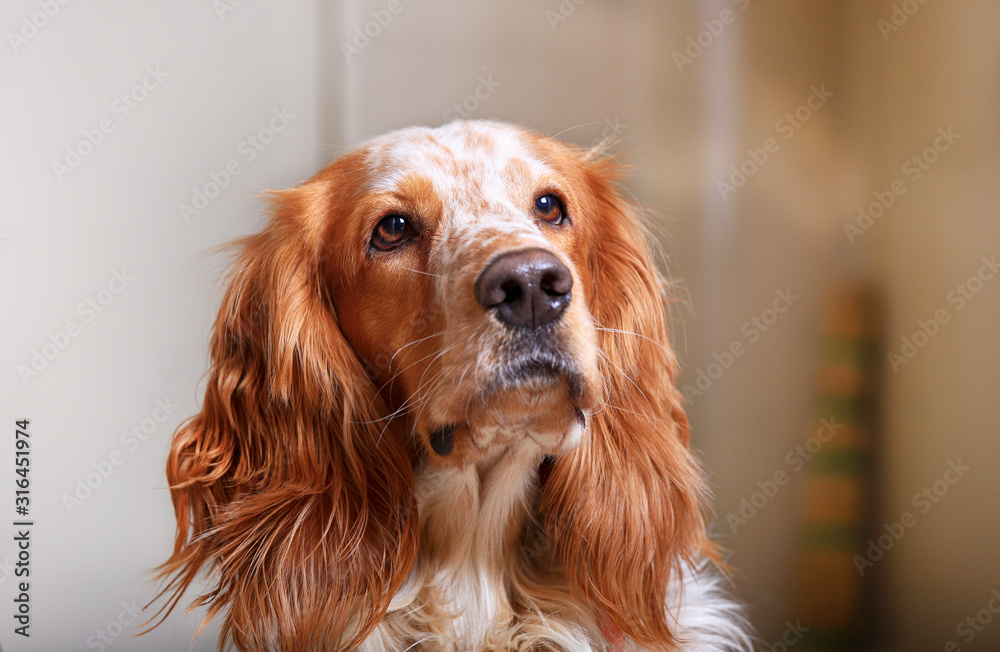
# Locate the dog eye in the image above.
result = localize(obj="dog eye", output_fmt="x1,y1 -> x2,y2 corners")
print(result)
534,194 -> 565,225
371,215 -> 414,251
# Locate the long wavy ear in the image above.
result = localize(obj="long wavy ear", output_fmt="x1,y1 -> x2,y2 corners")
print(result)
540,156 -> 714,648
150,180 -> 418,651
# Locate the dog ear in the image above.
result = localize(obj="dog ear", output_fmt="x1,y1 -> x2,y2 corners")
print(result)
540,156 -> 714,648
152,177 -> 418,651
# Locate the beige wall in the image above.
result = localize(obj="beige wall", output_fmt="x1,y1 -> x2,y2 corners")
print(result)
847,1 -> 1000,648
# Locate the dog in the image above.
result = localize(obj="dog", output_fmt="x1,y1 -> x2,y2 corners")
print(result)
151,120 -> 750,651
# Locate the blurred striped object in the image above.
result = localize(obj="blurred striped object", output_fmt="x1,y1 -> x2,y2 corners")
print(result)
791,285 -> 880,651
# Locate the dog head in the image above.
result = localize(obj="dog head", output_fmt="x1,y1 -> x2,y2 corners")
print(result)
155,120 -> 710,651
325,121 -> 604,465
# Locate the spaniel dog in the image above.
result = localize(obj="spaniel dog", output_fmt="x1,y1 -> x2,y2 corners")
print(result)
151,120 -> 750,651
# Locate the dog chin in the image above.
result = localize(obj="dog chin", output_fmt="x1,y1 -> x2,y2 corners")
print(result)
422,375 -> 589,466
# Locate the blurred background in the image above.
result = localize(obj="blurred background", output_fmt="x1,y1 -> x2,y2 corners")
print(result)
2,1 -> 997,650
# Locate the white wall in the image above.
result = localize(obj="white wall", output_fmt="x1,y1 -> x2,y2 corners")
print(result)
1,1 -> 323,649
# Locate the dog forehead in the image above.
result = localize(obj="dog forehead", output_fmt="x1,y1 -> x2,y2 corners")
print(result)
363,121 -> 552,217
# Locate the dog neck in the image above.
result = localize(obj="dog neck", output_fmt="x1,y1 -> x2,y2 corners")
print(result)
414,439 -> 545,574
377,439 -> 545,644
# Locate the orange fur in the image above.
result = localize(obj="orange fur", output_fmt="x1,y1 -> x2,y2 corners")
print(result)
151,182 -> 418,651
538,155 -> 715,648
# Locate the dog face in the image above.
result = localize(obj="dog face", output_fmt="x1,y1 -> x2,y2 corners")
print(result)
323,122 -> 603,465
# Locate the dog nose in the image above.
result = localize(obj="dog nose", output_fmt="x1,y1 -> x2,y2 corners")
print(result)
475,249 -> 573,328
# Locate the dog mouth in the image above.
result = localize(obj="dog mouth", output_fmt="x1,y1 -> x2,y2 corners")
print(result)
489,351 -> 582,396
487,328 -> 586,397
419,333 -> 593,462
